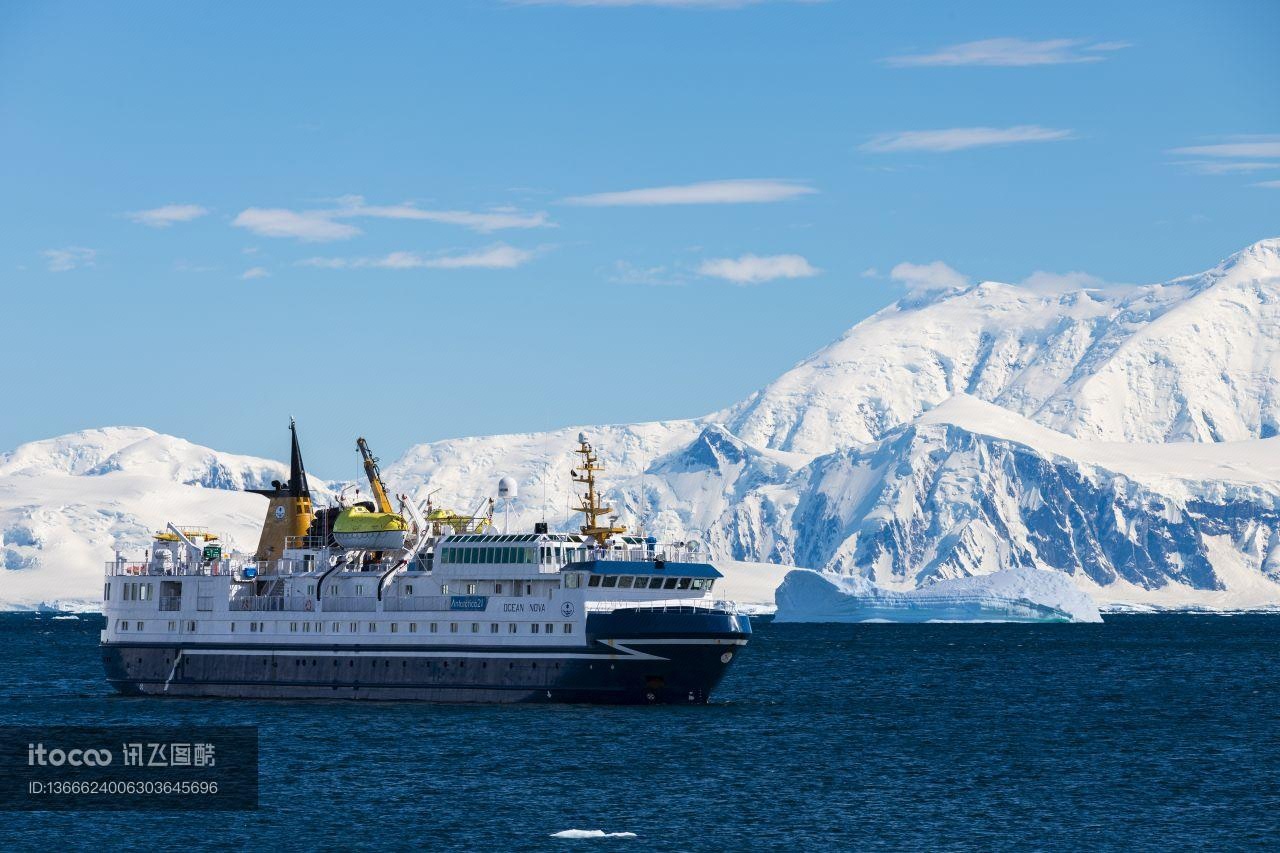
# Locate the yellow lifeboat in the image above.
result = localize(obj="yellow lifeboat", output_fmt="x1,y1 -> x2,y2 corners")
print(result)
332,504 -> 408,551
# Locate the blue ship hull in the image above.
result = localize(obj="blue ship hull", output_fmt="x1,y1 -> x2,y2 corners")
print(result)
101,609 -> 751,704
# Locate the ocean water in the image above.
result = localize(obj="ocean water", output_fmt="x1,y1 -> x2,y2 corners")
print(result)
3,613 -> 1278,850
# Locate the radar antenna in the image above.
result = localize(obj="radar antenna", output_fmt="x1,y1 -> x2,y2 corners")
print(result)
570,433 -> 627,544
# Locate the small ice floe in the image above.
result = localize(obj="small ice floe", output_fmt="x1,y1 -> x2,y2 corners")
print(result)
51,615 -> 80,620
550,829 -> 637,839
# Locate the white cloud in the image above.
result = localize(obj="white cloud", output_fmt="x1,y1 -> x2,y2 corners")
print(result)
233,208 -> 360,242
890,260 -> 969,295
610,261 -> 681,286
1170,139 -> 1280,159
233,197 -> 552,241
330,196 -> 552,232
1018,270 -> 1107,293
43,247 -> 95,272
563,179 -> 815,206
697,253 -> 819,284
1257,180 -> 1280,189
864,126 -> 1074,153
860,267 -> 880,279
1173,160 -> 1279,175
240,266 -> 270,280
126,204 -> 209,228
298,244 -> 536,271
885,38 -> 1130,68
513,0 -> 784,6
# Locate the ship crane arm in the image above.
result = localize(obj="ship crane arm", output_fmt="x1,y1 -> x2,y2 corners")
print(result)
356,437 -> 395,515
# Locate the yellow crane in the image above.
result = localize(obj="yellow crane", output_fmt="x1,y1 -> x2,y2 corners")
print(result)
357,437 -> 395,515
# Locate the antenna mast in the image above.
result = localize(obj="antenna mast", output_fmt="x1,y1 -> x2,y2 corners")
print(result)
570,433 -> 627,544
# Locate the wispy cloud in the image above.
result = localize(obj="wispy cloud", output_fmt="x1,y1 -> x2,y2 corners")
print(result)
512,0 -> 791,7
1172,160 -> 1279,175
233,208 -> 360,242
330,195 -> 552,232
298,244 -> 536,271
609,261 -> 682,286
1257,180 -> 1280,189
697,253 -> 819,284
241,266 -> 270,280
43,247 -> 96,272
864,126 -> 1074,153
1170,138 -> 1280,159
890,260 -> 968,296
126,204 -> 210,228
233,196 -> 553,242
884,38 -> 1130,68
563,179 -> 815,206
1018,270 -> 1107,293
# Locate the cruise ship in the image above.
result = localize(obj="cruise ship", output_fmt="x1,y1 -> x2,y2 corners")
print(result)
100,423 -> 751,703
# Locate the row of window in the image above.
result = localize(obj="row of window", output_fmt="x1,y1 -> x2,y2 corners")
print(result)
285,621 -> 572,635
115,619 -> 573,636
108,582 -> 153,602
587,575 -> 713,590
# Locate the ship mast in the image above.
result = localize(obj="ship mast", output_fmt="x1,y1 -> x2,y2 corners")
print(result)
357,437 -> 395,514
570,433 -> 626,544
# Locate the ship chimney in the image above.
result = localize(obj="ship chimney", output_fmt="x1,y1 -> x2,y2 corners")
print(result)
248,418 -> 315,562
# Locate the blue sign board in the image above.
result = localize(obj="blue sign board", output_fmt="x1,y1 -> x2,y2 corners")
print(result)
449,595 -> 488,612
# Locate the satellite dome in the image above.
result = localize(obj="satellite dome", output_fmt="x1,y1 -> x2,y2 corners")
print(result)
498,476 -> 518,499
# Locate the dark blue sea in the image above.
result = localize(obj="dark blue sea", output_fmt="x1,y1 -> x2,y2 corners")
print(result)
3,613 -> 1278,850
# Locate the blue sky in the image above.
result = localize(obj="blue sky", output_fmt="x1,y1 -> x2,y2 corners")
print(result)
2,0 -> 1277,474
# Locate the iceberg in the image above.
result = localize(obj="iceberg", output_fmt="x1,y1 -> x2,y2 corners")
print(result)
773,568 -> 1103,623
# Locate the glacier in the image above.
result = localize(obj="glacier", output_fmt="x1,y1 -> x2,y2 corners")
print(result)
5,239 -> 1280,615
773,567 -> 1103,623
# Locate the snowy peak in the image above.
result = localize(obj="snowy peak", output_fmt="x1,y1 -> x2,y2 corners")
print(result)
0,427 -> 161,477
723,238 -> 1280,452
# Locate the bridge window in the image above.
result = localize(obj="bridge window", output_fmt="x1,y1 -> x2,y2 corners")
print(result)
617,577 -> 634,589
691,579 -> 706,590
588,575 -> 601,587
564,573 -> 580,589
663,578 -> 678,590
677,578 -> 692,590
601,576 -> 618,588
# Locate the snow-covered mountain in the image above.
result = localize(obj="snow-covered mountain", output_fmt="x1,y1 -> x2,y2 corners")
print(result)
5,239 -> 1280,611
0,428 -> 329,610
722,238 -> 1280,450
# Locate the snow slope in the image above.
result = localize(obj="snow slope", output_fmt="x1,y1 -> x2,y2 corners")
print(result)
6,240 -> 1280,612
722,238 -> 1280,451
0,428 -> 324,610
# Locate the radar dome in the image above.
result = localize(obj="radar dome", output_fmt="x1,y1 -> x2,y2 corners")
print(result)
498,476 -> 518,499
